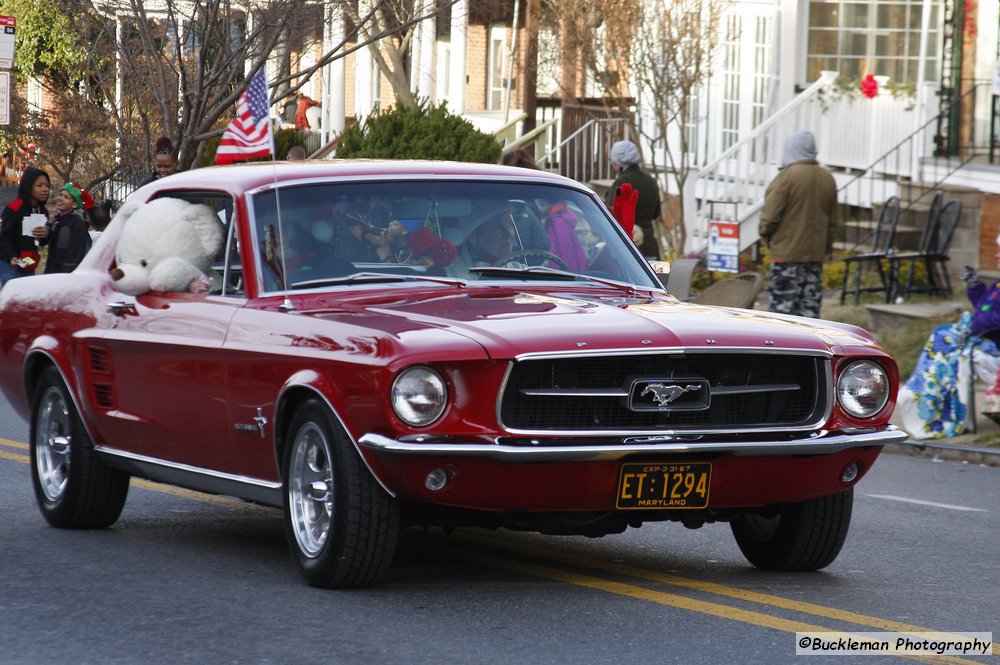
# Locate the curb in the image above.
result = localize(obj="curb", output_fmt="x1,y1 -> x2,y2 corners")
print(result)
884,440 -> 1000,467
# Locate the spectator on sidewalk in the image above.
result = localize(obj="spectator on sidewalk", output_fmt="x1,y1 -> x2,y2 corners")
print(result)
758,130 -> 837,319
139,136 -> 180,187
604,140 -> 661,259
42,183 -> 92,274
0,167 -> 50,285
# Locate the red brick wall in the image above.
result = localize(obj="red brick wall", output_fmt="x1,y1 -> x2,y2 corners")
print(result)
981,193 -> 1000,267
465,26 -> 488,110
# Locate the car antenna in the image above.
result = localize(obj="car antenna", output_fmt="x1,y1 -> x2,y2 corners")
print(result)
266,100 -> 295,312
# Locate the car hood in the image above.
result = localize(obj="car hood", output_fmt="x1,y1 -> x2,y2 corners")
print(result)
302,286 -> 881,360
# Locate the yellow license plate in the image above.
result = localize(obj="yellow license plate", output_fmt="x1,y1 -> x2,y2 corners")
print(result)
616,462 -> 711,509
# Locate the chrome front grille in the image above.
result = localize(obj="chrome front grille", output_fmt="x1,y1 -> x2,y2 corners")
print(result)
499,353 -> 828,432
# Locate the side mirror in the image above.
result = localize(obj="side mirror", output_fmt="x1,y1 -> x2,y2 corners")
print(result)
648,260 -> 670,289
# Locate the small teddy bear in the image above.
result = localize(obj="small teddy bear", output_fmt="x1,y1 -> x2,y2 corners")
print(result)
110,197 -> 223,295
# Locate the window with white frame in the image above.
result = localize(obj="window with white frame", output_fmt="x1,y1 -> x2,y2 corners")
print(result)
536,24 -> 560,97
717,11 -> 775,152
806,0 -> 940,83
436,41 -> 450,102
487,24 -> 508,110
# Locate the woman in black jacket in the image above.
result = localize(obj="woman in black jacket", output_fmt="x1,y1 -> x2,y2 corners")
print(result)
0,166 -> 50,285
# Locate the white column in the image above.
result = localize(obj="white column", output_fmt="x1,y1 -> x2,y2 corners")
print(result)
417,0 -> 436,102
355,0 -> 375,120
448,0 -> 467,114
323,3 -> 346,140
777,0 -> 802,107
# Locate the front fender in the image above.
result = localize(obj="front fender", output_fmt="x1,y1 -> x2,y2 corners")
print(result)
273,369 -> 396,497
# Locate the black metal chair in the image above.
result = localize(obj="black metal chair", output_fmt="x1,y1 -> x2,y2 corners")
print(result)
888,199 -> 962,302
840,196 -> 901,305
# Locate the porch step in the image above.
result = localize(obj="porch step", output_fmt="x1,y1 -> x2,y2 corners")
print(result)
864,301 -> 963,333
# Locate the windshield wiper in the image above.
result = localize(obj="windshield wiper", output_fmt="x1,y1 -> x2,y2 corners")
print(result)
468,265 -> 580,280
291,272 -> 466,290
468,265 -> 642,292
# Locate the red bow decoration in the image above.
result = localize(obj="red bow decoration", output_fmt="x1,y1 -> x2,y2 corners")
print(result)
860,74 -> 878,99
428,238 -> 458,267
611,183 -> 638,236
407,227 -> 458,267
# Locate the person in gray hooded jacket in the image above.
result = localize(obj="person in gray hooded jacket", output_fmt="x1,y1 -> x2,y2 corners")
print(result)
758,130 -> 837,318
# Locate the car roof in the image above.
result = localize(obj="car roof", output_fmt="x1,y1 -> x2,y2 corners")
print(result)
140,160 -> 579,195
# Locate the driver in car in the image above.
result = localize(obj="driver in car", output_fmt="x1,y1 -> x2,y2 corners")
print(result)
446,202 -> 520,279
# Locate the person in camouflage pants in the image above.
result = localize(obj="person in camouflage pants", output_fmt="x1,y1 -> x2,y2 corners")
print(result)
769,262 -> 824,317
758,130 -> 837,319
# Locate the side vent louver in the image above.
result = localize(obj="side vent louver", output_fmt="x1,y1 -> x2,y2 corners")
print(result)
87,346 -> 115,410
89,346 -> 111,373
92,383 -> 114,409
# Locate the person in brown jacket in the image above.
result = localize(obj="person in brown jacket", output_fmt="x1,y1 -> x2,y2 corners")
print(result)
758,130 -> 837,318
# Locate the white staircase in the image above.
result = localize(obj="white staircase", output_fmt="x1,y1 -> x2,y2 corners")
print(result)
684,72 -> 836,255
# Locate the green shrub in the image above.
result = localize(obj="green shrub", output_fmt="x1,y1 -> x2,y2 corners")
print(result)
336,101 -> 502,163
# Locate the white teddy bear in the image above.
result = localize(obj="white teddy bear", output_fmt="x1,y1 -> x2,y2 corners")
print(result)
111,197 -> 224,296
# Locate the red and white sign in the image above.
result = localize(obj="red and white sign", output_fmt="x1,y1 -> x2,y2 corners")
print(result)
707,220 -> 740,273
0,16 -> 15,70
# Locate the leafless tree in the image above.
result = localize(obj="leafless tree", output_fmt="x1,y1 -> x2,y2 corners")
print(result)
541,0 -> 728,253
82,0 -> 447,176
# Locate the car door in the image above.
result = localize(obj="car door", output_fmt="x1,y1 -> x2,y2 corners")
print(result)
97,191 -> 246,474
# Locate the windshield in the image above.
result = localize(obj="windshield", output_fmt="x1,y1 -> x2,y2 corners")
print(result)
250,180 -> 659,292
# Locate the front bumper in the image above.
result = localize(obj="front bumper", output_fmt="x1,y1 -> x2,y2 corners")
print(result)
356,428 -> 905,511
358,426 -> 908,462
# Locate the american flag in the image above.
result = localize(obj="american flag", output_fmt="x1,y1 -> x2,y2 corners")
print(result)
215,71 -> 272,165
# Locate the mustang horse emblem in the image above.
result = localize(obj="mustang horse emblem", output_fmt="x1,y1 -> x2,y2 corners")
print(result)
640,382 -> 703,407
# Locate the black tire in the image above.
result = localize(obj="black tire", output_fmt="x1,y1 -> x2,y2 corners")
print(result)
30,367 -> 130,529
730,488 -> 853,571
282,398 -> 400,588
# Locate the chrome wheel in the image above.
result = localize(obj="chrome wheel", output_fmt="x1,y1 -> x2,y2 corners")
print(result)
288,422 -> 334,558
282,398 -> 400,587
34,385 -> 72,502
29,367 -> 129,528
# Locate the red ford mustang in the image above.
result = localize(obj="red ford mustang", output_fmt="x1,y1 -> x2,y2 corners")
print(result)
0,161 -> 905,588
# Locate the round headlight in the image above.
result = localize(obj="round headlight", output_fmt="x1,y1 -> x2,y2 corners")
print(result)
391,366 -> 447,427
837,360 -> 889,418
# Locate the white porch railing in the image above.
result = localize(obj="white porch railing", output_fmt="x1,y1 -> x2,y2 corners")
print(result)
501,118 -> 560,165
684,72 -> 940,255
685,72 -> 836,254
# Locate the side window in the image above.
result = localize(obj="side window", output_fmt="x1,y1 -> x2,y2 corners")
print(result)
150,191 -> 241,296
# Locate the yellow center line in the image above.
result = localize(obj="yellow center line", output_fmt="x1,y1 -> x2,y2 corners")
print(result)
0,449 -> 29,463
411,539 -> 984,665
0,437 -> 29,450
456,530 -> 999,653
129,478 -> 268,509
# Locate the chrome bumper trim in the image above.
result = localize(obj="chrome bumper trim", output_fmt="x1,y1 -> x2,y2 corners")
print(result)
358,427 -> 908,462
